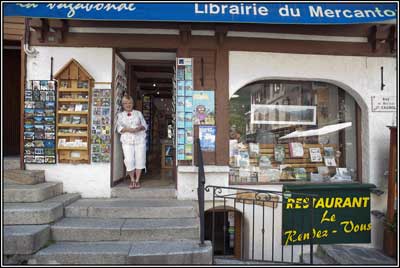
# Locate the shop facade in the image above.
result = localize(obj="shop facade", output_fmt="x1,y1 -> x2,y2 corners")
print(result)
5,2 -> 397,260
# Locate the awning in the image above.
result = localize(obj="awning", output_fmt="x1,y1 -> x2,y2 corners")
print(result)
4,3 -> 397,24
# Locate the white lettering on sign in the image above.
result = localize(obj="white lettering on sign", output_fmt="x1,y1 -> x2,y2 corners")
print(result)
195,3 -> 269,16
371,96 -> 397,112
46,3 -> 136,18
309,6 -> 395,18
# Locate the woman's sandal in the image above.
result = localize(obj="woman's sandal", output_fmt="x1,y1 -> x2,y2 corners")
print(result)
134,181 -> 141,189
129,181 -> 136,189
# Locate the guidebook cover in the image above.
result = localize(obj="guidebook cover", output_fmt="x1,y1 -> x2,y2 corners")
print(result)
289,142 -> 304,158
274,144 -> 286,162
309,147 -> 323,162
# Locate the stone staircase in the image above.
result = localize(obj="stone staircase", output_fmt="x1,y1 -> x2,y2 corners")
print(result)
28,182 -> 213,265
3,169 -> 81,264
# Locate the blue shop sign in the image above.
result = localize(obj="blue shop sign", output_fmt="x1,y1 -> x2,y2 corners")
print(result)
4,3 -> 397,24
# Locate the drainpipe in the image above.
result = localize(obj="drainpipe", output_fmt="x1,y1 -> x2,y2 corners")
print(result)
23,18 -> 39,57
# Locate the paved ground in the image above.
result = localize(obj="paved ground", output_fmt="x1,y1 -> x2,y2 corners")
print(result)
320,244 -> 397,265
118,168 -> 175,188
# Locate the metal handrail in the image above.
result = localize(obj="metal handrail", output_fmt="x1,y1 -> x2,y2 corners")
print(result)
196,138 -> 206,246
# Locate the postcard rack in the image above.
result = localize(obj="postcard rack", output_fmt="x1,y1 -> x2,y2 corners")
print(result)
55,59 -> 94,164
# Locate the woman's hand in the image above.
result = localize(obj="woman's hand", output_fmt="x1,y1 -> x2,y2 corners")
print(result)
122,126 -> 144,133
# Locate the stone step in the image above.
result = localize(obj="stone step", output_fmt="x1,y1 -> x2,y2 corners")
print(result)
4,169 -> 45,185
318,244 -> 396,265
65,198 -> 198,219
4,193 -> 80,225
4,156 -> 20,170
111,185 -> 176,200
4,225 -> 50,255
4,182 -> 63,203
51,217 -> 199,242
28,240 -> 212,264
43,193 -> 81,207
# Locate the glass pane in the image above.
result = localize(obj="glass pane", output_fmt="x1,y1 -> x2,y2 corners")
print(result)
229,81 -> 358,184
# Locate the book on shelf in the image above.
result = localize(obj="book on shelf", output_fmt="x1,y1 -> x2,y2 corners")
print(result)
60,116 -> 72,124
259,155 -> 272,169
323,147 -> 335,157
335,167 -> 352,180
80,117 -> 87,124
317,166 -> 330,178
289,142 -> 304,158
293,168 -> 308,181
75,104 -> 83,112
309,147 -> 323,162
324,156 -> 337,167
72,116 -> 81,124
239,151 -> 250,168
274,144 -> 286,162
249,143 -> 259,158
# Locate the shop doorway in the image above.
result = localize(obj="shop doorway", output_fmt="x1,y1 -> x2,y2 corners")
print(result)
112,51 -> 176,188
3,41 -> 21,159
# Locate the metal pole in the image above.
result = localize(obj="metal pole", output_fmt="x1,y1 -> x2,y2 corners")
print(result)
197,138 -> 205,246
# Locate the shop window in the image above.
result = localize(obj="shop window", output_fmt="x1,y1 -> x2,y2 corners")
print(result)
229,81 -> 358,184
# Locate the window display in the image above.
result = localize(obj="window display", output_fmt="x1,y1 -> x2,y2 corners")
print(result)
229,81 -> 358,184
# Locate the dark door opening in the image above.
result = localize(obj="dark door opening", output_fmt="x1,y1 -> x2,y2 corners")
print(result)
113,54 -> 177,188
205,209 -> 242,259
4,42 -> 21,156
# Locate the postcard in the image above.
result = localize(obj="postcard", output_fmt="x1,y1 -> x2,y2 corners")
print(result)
40,80 -> 48,91
48,80 -> 55,91
32,80 -> 40,91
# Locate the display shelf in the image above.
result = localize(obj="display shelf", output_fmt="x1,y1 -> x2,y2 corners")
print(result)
55,58 -> 93,164
59,88 -> 89,92
58,124 -> 88,128
58,111 -> 89,115
58,98 -> 89,102
57,147 -> 88,150
57,133 -> 88,137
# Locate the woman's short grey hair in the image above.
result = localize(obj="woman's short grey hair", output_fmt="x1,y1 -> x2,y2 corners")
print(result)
122,95 -> 134,103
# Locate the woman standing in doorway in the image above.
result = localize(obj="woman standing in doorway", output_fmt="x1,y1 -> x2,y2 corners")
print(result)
116,95 -> 147,189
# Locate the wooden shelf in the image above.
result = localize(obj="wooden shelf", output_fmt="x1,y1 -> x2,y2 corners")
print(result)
57,147 -> 88,150
58,111 -> 89,115
59,88 -> 89,92
58,124 -> 88,128
57,133 -> 88,137
58,98 -> 89,102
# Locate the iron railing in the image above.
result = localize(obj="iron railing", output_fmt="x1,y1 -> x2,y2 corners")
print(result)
196,139 -> 316,264
205,185 -> 317,264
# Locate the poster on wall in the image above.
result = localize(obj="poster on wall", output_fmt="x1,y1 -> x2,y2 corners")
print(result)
199,126 -> 216,152
193,91 -> 215,125
91,88 -> 111,162
24,80 -> 57,164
